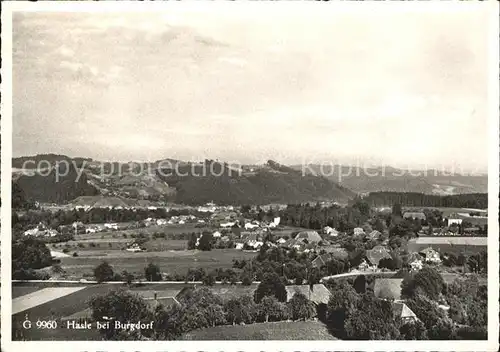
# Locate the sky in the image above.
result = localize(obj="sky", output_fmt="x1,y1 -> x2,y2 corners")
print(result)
12,5 -> 493,171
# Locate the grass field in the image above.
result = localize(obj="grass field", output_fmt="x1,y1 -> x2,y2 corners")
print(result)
407,237 -> 487,254
181,321 -> 337,340
57,249 -> 256,279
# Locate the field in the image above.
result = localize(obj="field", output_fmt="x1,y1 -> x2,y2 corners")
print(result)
181,321 -> 337,340
57,248 -> 256,279
407,237 -> 487,254
12,287 -> 86,315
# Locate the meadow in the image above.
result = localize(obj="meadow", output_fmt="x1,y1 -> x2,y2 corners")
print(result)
57,248 -> 257,279
181,321 -> 337,340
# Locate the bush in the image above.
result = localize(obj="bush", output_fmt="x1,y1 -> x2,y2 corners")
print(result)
257,296 -> 289,322
72,252 -> 78,257
62,248 -> 70,254
240,271 -> 253,286
203,273 -> 216,286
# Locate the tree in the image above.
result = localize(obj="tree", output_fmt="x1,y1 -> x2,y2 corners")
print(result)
326,282 -> 360,331
241,270 -> 253,286
257,296 -> 289,322
254,272 -> 287,303
344,294 -> 400,340
198,232 -> 214,251
12,237 -> 52,271
392,203 -> 402,217
399,320 -> 428,340
225,295 -> 257,325
287,293 -> 315,321
401,266 -> 444,300
353,275 -> 366,294
122,270 -> 134,285
202,272 -> 216,286
406,295 -> 446,330
144,263 -> 162,282
93,261 -> 115,283
187,233 -> 197,250
88,289 -> 153,340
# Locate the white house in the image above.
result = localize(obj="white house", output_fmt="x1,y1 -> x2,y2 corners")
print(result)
277,238 -> 287,244
447,218 -> 463,226
245,222 -> 259,230
353,227 -> 365,236
212,231 -> 222,238
104,223 -> 119,230
156,219 -> 168,226
235,243 -> 244,250
221,221 -> 236,228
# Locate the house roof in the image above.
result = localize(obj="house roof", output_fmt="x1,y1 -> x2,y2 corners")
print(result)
403,212 -> 426,220
145,297 -> 180,310
365,245 -> 391,266
374,278 -> 403,300
294,231 -> 322,243
392,302 -> 418,320
420,247 -> 439,256
285,284 -> 331,305
367,230 -> 382,239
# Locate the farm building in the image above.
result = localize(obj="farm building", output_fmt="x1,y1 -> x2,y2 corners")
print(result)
323,226 -> 339,237
419,247 -> 441,263
294,231 -> 322,243
392,302 -> 419,323
365,245 -> 392,267
403,212 -> 426,221
286,284 -> 332,320
311,249 -> 348,268
353,227 -> 365,236
367,230 -> 382,240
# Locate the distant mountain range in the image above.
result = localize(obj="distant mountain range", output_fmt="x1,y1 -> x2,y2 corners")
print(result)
11,155 -> 354,205
293,164 -> 487,196
11,155 -> 487,206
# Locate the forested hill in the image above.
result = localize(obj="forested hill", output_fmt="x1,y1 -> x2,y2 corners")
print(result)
363,192 -> 488,209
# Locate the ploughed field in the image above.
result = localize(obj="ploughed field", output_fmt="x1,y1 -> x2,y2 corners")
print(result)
181,321 -> 337,340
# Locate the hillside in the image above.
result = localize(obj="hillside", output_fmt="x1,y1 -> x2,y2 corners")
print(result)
295,164 -> 487,195
12,162 -> 99,205
12,156 -> 354,205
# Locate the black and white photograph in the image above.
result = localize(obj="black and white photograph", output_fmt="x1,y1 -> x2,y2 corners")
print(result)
1,1 -> 499,349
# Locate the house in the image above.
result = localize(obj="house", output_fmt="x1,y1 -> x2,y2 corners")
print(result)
353,227 -> 365,236
221,221 -> 237,228
406,252 -> 423,271
367,230 -> 382,240
311,249 -> 349,268
104,223 -> 118,230
156,219 -> 168,226
392,302 -> 419,323
277,238 -> 287,244
235,242 -> 244,250
294,230 -> 322,243
374,278 -> 403,300
403,212 -> 426,221
126,243 -> 144,252
212,231 -> 222,238
365,245 -> 392,267
447,218 -> 463,226
286,284 -> 331,305
285,284 -> 332,320
245,222 -> 259,230
419,247 -> 441,263
323,226 -> 339,237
